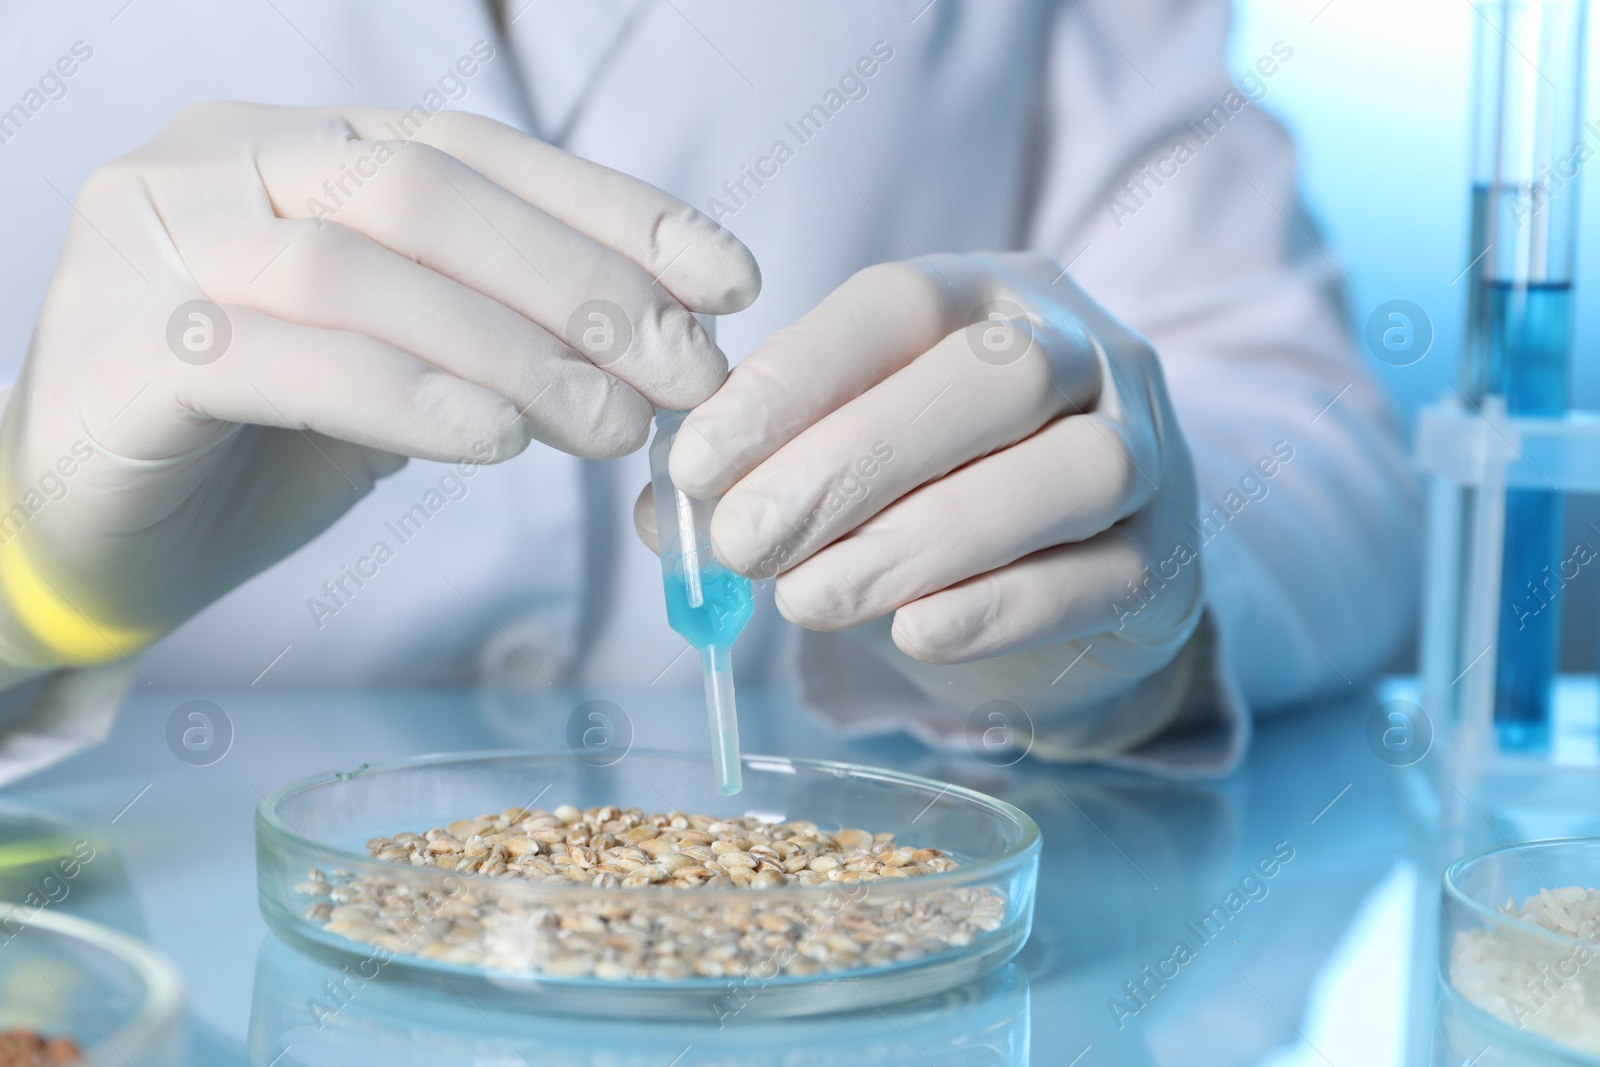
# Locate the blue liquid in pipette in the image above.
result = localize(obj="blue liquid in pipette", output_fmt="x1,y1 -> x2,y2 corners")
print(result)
663,565 -> 754,649
1478,278 -> 1572,752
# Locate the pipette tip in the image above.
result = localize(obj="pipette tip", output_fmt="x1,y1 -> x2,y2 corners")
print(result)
702,643 -> 742,796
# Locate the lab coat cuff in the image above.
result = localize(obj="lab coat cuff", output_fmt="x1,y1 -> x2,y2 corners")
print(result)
789,611 -> 1247,778
0,664 -> 134,786
1088,611 -> 1250,778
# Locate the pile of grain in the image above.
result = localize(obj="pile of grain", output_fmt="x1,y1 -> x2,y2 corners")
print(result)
1449,886 -> 1600,1054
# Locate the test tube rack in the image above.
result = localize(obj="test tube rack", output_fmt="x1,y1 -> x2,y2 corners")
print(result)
1416,394 -> 1600,782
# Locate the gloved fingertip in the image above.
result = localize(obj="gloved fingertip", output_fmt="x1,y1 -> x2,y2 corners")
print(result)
414,374 -> 534,463
889,613 -> 940,664
658,209 -> 762,313
772,563 -> 880,631
470,414 -> 534,465
772,583 -> 800,625
706,500 -> 769,579
584,418 -> 651,460
642,311 -> 729,412
569,393 -> 652,459
703,241 -> 761,314
668,426 -> 733,498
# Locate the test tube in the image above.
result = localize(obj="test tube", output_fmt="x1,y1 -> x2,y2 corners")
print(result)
648,317 -> 755,794
1459,0 -> 1589,752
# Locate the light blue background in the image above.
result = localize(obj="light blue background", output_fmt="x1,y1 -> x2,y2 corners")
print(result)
1232,0 -> 1600,667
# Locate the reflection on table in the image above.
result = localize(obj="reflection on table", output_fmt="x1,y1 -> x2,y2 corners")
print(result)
3,680 -> 1598,1064
248,935 -> 1029,1066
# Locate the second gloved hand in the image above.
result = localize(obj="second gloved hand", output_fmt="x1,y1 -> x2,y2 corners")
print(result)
636,254 -> 1204,756
0,102 -> 758,671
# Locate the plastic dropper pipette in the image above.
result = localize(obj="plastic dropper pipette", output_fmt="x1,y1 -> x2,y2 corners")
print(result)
648,319 -> 754,795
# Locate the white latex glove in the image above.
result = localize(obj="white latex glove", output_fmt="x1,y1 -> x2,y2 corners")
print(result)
0,102 -> 758,671
636,254 -> 1204,756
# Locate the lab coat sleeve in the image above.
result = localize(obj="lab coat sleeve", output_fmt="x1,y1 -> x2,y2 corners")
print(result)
0,665 -> 134,785
1024,0 -> 1420,717
0,386 -> 135,785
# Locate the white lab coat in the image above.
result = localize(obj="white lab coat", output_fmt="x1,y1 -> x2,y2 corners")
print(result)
0,0 -> 1418,779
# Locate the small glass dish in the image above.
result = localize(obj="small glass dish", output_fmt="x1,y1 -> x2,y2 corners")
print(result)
256,750 -> 1040,1018
1439,838 -> 1600,1063
0,905 -> 185,1067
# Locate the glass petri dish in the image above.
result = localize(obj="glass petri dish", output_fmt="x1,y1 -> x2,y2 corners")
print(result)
0,802 -> 95,887
256,750 -> 1040,1018
1440,838 -> 1600,1063
0,904 -> 185,1067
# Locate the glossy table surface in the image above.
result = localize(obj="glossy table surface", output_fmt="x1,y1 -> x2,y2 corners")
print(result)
7,679 -> 1600,1066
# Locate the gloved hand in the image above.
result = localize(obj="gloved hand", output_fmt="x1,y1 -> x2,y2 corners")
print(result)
636,254 -> 1204,757
0,102 -> 758,671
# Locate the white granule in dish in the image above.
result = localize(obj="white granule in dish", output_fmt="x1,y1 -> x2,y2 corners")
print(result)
1449,886 -> 1600,1055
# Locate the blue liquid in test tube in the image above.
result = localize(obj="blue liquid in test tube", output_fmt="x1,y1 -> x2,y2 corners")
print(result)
1459,0 -> 1588,753
1480,275 -> 1571,749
